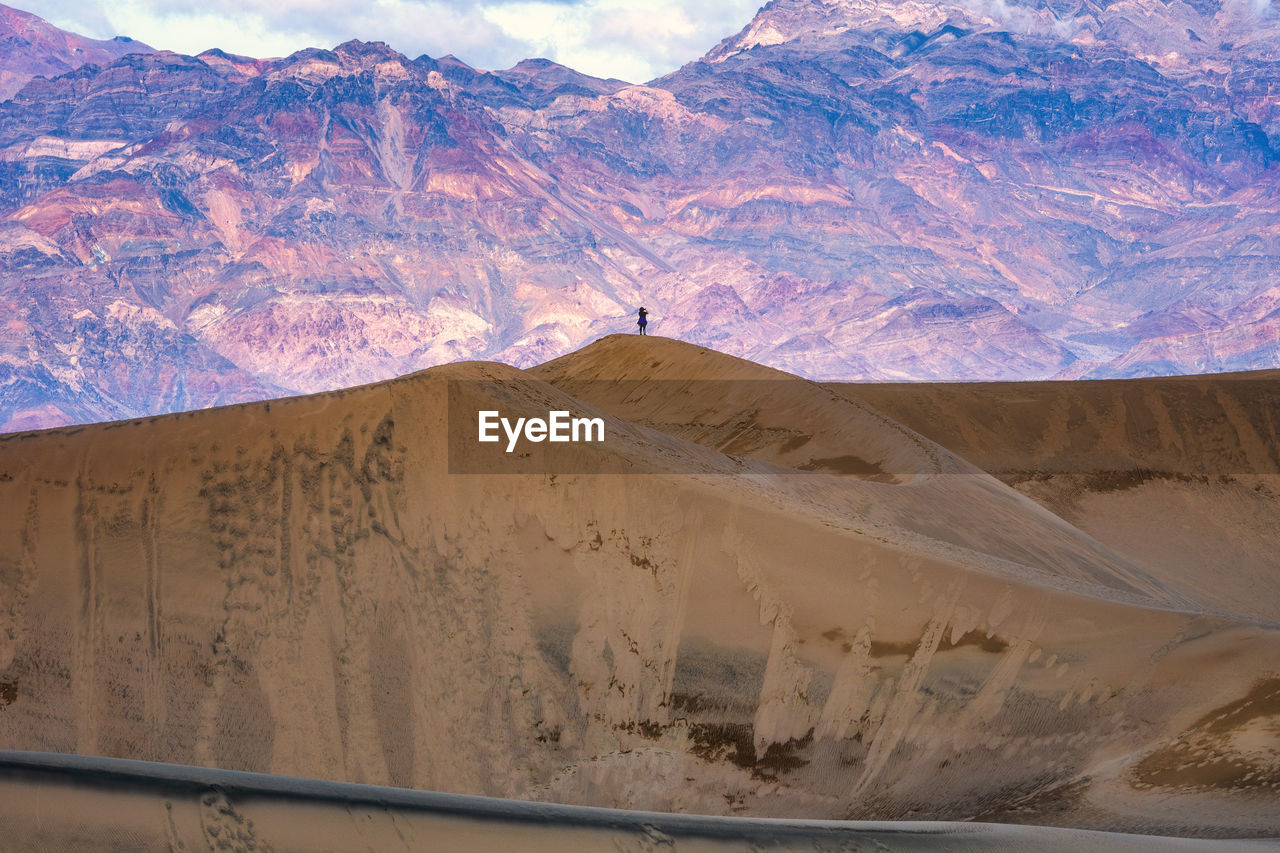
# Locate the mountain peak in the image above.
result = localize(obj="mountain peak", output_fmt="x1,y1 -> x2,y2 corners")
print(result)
333,39 -> 403,60
267,39 -> 417,86
0,3 -> 155,99
703,0 -> 1280,66
495,56 -> 629,102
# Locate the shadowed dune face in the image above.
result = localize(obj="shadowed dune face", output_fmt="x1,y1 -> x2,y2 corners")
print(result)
0,336 -> 1277,836
836,374 -> 1280,624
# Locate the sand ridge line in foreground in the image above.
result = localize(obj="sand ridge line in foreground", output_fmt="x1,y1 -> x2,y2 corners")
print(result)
1,751 -> 1275,852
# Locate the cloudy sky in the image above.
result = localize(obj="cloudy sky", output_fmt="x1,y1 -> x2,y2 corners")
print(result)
19,0 -> 763,82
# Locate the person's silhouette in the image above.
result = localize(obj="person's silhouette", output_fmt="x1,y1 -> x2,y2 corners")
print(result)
637,307 -> 649,335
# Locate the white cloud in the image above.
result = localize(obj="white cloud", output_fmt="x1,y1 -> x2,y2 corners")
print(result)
479,0 -> 759,80
13,0 -> 763,82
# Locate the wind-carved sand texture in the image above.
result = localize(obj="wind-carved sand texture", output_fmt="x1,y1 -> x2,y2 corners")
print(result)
0,335 -> 1277,847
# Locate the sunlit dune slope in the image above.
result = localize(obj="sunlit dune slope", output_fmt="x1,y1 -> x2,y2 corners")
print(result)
835,373 -> 1280,624
0,334 -> 1276,838
535,336 -> 1184,605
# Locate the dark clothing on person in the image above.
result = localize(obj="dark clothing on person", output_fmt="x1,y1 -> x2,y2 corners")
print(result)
637,308 -> 649,335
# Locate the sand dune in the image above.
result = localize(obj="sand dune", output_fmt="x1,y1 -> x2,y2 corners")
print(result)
0,335 -> 1276,844
836,374 -> 1280,623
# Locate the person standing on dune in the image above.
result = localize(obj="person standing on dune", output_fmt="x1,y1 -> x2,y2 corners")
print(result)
637,307 -> 649,335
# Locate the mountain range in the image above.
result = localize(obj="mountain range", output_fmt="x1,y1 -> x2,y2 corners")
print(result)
1,0 -> 1279,430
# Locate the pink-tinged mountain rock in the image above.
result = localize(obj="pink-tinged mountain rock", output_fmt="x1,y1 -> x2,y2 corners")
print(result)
2,0 -> 1280,430
0,3 -> 154,99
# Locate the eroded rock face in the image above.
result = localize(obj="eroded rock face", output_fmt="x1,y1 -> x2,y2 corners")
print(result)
2,0 -> 1280,430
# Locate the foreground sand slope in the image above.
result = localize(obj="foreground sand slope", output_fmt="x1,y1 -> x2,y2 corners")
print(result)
0,335 -> 1277,837
2,751 -> 1272,852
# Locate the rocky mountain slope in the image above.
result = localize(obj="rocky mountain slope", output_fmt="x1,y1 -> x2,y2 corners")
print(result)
0,4 -> 153,99
1,0 -> 1278,430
